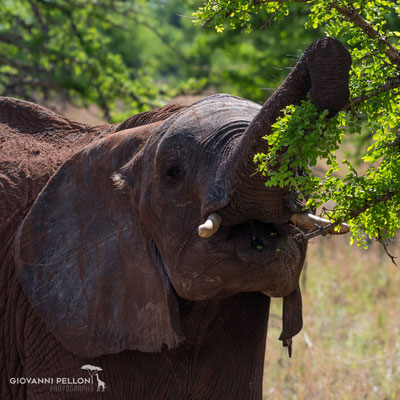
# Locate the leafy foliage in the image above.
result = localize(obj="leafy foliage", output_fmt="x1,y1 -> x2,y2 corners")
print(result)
193,0 -> 291,32
253,99 -> 341,192
196,0 -> 400,254
2,0 -> 399,252
0,0 -> 325,120
0,0 -> 174,120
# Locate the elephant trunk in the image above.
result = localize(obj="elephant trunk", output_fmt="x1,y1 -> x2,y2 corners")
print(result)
219,38 -> 352,225
239,37 -> 351,166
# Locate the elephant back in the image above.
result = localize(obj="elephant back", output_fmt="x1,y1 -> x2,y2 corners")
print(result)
0,97 -> 113,240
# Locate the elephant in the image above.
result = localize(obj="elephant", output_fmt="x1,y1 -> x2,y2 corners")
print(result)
0,37 -> 351,400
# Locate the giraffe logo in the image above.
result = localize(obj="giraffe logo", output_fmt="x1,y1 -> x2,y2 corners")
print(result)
81,365 -> 106,392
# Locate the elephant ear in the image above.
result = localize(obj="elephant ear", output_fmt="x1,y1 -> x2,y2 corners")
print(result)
14,125 -> 184,358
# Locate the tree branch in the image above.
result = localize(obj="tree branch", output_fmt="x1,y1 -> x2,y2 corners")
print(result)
6,79 -> 61,91
294,192 -> 395,241
0,54 -> 48,73
28,0 -> 49,35
329,2 -> 400,69
0,33 -> 24,47
344,76 -> 400,110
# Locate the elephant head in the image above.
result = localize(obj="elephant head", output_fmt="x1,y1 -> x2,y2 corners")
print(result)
14,38 -> 351,358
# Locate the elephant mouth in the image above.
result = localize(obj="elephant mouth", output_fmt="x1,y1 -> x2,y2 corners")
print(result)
224,219 -> 298,266
228,220 -> 282,247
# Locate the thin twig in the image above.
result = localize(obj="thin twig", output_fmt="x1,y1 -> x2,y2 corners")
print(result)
201,16 -> 215,29
260,3 -> 283,30
294,222 -> 340,241
376,233 -> 397,266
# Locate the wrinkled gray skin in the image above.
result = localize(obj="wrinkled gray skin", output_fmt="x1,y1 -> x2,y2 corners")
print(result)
134,95 -> 304,300
2,38 -> 351,399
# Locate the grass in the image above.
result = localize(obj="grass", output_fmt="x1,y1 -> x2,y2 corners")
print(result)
263,235 -> 400,399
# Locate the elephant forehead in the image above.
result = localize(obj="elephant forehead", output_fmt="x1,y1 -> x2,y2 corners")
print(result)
166,94 -> 261,139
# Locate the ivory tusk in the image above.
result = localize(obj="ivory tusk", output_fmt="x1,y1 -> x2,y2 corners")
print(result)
290,213 -> 350,235
198,213 -> 222,238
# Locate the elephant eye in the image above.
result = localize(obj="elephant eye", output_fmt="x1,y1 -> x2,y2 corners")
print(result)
165,161 -> 184,185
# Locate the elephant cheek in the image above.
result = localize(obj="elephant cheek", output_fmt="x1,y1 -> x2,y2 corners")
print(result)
162,242 -> 231,300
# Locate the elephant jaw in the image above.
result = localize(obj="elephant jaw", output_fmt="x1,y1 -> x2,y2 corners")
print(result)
226,219 -> 304,297
193,214 -> 304,297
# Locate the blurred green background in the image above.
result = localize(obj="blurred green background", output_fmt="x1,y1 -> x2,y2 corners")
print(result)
1,1 -> 400,398
0,0 -> 325,121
